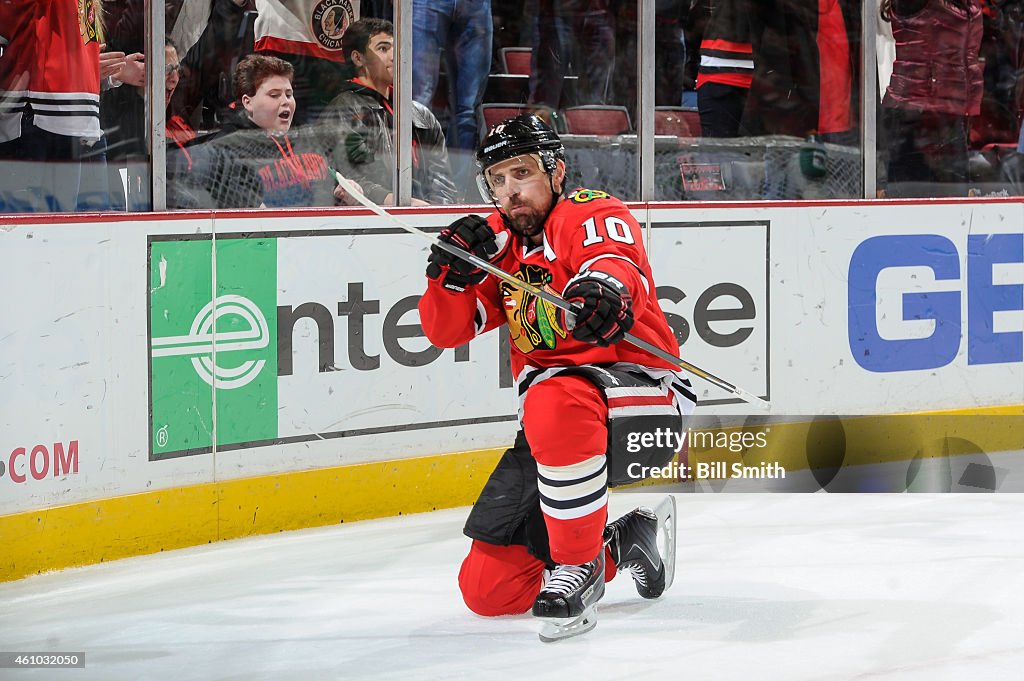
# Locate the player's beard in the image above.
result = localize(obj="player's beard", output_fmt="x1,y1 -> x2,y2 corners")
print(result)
502,193 -> 556,244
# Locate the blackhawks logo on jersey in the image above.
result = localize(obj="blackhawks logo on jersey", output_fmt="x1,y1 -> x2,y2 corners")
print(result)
568,189 -> 610,204
501,265 -> 568,354
78,0 -> 103,44
311,0 -> 355,51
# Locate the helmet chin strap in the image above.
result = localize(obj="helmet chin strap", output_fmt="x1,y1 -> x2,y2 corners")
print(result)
542,169 -> 563,220
544,177 -> 560,216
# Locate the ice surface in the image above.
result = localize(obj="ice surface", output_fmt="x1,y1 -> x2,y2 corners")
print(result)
2,493 -> 1023,680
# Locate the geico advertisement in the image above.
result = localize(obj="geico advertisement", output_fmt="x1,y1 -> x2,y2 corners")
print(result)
648,221 -> 769,407
848,230 -> 1023,374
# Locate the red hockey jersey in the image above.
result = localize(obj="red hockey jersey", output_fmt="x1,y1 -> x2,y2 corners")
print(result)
419,189 -> 683,383
0,0 -> 102,142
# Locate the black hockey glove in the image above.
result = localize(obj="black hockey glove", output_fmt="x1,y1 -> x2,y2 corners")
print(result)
426,215 -> 499,292
563,271 -> 635,347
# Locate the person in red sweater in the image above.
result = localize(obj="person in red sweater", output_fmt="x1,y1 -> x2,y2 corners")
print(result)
418,113 -> 696,639
0,0 -> 121,212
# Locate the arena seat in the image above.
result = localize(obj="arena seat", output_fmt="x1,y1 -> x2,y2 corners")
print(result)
562,105 -> 632,135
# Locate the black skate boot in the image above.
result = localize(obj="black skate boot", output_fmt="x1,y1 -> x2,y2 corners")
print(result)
532,552 -> 605,642
604,507 -> 666,599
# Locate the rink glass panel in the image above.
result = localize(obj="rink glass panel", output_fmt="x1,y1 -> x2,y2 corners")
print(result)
6,1 -> 1024,214
0,2 -> 160,214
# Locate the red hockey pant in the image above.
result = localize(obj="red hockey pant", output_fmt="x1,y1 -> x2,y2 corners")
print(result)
459,374 -> 616,616
459,540 -> 618,616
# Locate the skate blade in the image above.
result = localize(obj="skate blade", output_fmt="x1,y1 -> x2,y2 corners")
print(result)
537,605 -> 598,643
654,495 -> 677,592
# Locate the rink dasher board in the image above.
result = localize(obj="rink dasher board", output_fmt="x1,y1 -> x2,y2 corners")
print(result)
0,200 -> 1021,579
0,202 -> 1020,511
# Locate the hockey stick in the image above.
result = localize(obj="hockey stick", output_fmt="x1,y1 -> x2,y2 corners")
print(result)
332,170 -> 770,410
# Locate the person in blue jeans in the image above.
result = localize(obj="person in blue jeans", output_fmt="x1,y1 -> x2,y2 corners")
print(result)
412,0 -> 492,201
527,0 -> 617,111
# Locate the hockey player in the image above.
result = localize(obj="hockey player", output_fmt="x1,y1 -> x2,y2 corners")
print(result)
417,113 -> 696,640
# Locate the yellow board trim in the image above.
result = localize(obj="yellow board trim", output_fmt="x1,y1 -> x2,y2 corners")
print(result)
1,448 -> 505,583
2,406 -> 1022,582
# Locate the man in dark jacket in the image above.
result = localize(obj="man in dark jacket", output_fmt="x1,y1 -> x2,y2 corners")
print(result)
318,18 -> 457,205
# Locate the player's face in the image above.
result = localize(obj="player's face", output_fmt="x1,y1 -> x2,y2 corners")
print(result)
486,154 -> 564,244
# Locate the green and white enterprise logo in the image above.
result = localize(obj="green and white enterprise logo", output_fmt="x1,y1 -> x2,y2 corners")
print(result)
148,237 -> 278,459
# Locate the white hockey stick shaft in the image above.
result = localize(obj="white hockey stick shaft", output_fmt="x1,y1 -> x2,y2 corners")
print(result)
332,171 -> 770,410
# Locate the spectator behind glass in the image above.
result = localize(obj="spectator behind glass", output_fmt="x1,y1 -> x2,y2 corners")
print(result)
412,0 -> 492,201
738,0 -> 857,144
180,54 -> 355,208
692,0 -> 755,138
319,18 -> 457,206
168,0 -> 256,133
102,41 -> 188,211
252,0 -> 359,125
527,0 -> 618,112
0,0 -> 120,213
881,0 -> 984,197
655,0 -> 690,108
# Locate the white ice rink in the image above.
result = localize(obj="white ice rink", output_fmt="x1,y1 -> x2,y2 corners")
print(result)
3,492 -> 1024,680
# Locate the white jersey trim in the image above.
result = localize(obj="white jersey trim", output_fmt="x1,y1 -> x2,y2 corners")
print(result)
255,0 -> 321,44
515,362 -> 696,432
700,55 -> 755,70
11,90 -> 103,139
542,233 -> 558,262
474,298 -> 487,336
608,404 -> 682,418
605,385 -> 669,399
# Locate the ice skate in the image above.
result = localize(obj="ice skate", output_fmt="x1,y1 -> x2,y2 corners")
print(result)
605,496 -> 677,598
655,495 -> 677,592
532,552 -> 605,642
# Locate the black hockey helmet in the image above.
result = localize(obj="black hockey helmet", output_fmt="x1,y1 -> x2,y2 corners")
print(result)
477,113 -> 565,174
476,113 -> 565,200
